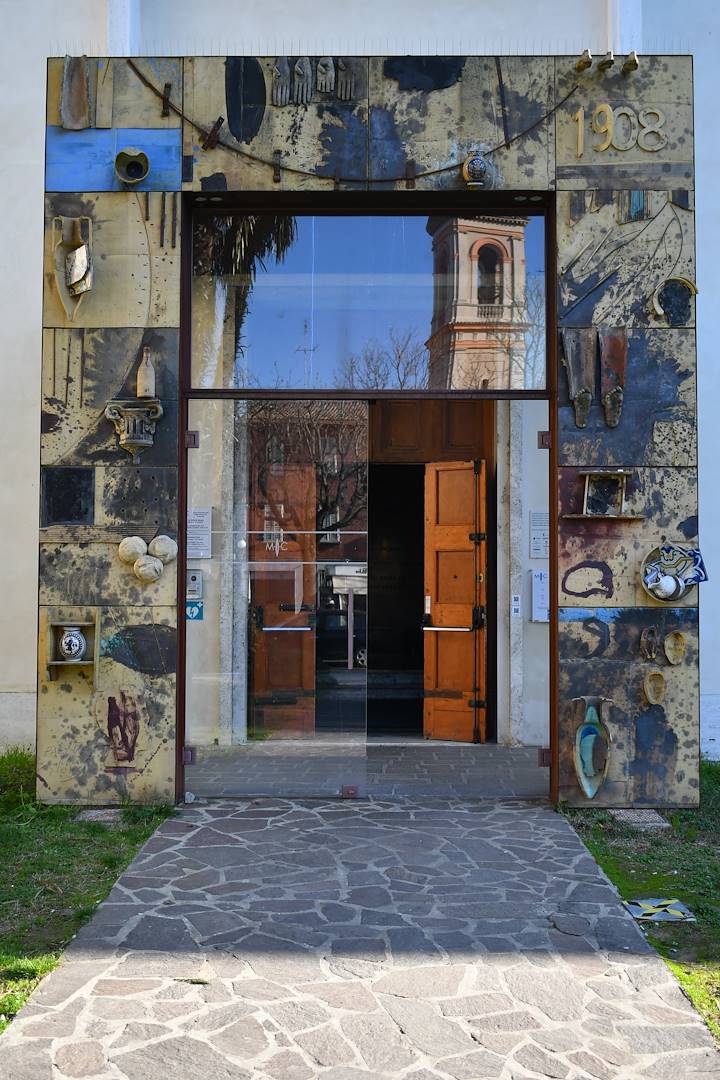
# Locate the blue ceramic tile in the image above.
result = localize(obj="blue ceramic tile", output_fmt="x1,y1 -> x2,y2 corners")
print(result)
45,127 -> 181,191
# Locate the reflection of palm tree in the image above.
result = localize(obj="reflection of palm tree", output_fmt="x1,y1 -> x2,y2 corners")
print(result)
194,214 -> 296,360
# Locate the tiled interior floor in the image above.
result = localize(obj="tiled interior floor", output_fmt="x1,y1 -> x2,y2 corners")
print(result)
185,741 -> 549,801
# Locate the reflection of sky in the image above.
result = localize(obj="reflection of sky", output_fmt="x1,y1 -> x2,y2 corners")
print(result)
236,215 -> 545,387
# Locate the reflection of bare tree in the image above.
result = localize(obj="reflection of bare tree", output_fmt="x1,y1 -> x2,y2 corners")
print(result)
248,400 -> 368,537
334,330 -> 429,390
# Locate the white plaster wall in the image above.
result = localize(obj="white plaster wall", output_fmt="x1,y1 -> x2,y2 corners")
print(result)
137,0 -> 608,56
634,1 -> 720,748
495,399 -> 549,748
0,0 -> 108,748
520,400 -> 550,745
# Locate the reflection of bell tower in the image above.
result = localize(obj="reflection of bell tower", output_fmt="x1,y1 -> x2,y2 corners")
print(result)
426,216 -> 529,390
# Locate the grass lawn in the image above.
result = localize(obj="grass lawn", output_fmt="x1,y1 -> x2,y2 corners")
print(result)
0,746 -> 173,1034
564,758 -> 720,1040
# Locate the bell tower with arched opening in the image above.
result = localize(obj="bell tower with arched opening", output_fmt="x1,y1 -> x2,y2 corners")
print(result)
426,216 -> 529,389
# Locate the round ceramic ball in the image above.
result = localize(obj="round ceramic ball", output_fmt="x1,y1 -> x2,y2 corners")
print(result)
133,554 -> 164,582
655,574 -> 680,599
148,534 -> 178,564
118,536 -> 147,565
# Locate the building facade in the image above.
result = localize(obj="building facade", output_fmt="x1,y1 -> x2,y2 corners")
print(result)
0,0 -> 716,805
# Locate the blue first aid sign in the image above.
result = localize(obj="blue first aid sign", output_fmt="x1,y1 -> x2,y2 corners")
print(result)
186,601 -> 204,621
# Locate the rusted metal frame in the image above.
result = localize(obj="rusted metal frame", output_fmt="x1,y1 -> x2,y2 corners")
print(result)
546,201 -> 560,805
185,388 -> 551,401
177,193 -> 554,802
189,190 -> 556,216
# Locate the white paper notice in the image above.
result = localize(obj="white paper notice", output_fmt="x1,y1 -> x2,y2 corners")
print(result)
187,508 -> 213,559
531,569 -> 550,622
530,510 -> 550,559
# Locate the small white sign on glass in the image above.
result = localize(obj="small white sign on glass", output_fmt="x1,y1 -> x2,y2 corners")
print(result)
187,508 -> 213,559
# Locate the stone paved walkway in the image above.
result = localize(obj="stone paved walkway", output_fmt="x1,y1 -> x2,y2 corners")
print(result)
1,798 -> 718,1080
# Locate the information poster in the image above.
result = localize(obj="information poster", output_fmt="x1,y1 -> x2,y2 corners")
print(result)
530,510 -> 550,559
187,508 -> 212,559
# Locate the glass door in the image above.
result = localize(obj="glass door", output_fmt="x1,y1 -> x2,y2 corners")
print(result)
184,398 -> 368,798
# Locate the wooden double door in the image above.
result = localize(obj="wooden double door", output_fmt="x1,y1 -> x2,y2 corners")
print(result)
247,400 -> 491,746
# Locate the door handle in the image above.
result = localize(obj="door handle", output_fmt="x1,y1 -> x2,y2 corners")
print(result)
262,626 -> 314,632
422,626 -> 472,632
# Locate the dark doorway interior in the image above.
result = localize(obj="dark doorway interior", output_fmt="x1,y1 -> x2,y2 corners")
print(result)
368,464 -> 424,736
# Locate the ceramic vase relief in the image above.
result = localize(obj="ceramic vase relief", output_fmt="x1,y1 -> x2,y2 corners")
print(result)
58,626 -> 87,661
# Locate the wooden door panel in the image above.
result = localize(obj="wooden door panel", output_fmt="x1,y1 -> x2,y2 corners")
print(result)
424,460 -> 486,743
436,468 -> 474,524
426,703 -> 476,742
436,550 -> 474,604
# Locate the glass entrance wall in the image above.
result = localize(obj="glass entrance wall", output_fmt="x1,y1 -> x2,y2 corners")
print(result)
190,212 -> 546,392
184,398 -> 368,798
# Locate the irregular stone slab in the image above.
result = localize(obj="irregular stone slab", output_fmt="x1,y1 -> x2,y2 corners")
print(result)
439,992 -> 514,1017
469,1010 -> 542,1032
378,996 -> 476,1057
514,1043 -> 570,1078
504,967 -> 585,1021
263,1050 -> 314,1079
566,1049 -> 616,1079
111,1022 -> 171,1048
303,982 -> 377,1011
232,978 -> 293,1001
92,978 -> 163,996
112,1036 -> 251,1079
437,1050 -> 505,1078
265,1000 -> 331,1032
0,1043 -> 53,1080
208,1017 -> 269,1059
122,915 -> 199,952
294,1023 -> 356,1066
32,961 -> 110,1006
549,912 -> 592,936
21,999 -> 83,1038
373,966 -> 464,999
341,1012 -> 418,1072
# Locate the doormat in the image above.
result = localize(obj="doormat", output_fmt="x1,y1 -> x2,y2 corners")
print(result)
623,898 -> 696,922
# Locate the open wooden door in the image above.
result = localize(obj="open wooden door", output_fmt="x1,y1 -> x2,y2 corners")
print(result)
424,460 -> 487,742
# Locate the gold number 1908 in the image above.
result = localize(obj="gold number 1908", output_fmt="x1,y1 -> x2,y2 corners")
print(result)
572,104 -> 667,156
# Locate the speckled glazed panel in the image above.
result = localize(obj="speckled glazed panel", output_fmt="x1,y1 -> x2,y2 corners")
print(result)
37,605 -> 176,805
182,56 -> 370,191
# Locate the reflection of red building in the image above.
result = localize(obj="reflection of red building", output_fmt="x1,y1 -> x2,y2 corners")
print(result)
246,401 -> 368,736
426,216 -> 529,390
